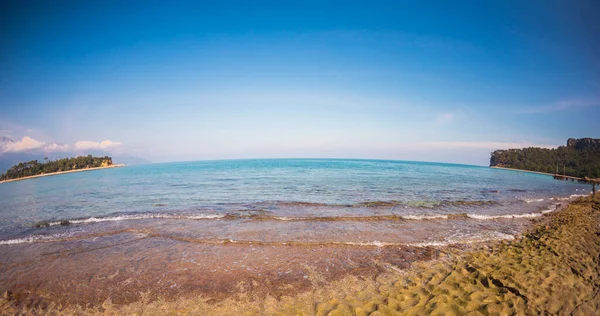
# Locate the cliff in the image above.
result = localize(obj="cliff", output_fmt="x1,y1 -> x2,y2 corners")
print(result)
567,138 -> 600,150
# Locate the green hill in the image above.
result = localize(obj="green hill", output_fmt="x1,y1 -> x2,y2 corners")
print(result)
490,138 -> 600,178
0,155 -> 113,181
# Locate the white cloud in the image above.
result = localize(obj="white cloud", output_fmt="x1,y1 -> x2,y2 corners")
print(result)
73,140 -> 122,151
244,140 -> 557,153
519,99 -> 600,114
413,141 -> 556,150
435,113 -> 454,123
45,143 -> 70,152
0,136 -> 123,154
2,136 -> 46,153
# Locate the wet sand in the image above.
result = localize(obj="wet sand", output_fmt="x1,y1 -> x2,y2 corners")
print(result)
1,195 -> 599,315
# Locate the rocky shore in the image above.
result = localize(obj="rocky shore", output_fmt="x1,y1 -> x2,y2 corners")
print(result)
1,194 -> 599,315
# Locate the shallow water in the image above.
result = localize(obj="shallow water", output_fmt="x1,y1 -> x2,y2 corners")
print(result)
0,159 -> 589,245
0,159 -> 592,308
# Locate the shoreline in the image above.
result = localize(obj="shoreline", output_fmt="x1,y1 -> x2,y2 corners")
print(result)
490,165 -> 559,177
0,164 -> 125,184
105,195 -> 600,314
0,195 -> 598,314
491,165 -> 599,184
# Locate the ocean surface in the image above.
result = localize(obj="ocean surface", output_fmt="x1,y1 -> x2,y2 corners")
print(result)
0,159 -> 591,247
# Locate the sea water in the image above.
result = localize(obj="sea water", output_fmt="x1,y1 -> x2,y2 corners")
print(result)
0,159 -> 590,246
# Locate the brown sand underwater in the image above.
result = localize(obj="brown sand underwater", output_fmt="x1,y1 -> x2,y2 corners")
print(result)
1,196 -> 599,315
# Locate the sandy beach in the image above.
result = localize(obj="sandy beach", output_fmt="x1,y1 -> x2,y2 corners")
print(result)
0,193 -> 598,315
3,0 -> 599,314
0,164 -> 126,184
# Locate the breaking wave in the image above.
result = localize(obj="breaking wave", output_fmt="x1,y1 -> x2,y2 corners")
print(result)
409,231 -> 515,247
523,198 -> 544,203
0,231 -> 80,245
466,213 -> 542,220
33,213 -> 225,228
0,230 -> 516,248
27,209 -> 556,230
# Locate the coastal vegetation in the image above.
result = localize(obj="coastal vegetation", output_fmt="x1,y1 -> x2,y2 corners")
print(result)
0,155 -> 113,181
490,138 -> 600,178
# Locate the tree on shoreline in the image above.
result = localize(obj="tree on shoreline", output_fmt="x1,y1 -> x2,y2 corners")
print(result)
490,138 -> 600,178
0,155 -> 113,181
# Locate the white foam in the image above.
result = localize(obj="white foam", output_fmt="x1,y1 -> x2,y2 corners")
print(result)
185,214 -> 226,220
337,240 -> 396,247
272,215 -> 449,221
570,194 -> 588,198
456,231 -> 515,243
541,203 -> 560,214
69,214 -> 176,224
0,231 -> 77,246
523,198 -> 544,203
273,216 -> 304,221
46,213 -> 225,226
409,241 -> 450,247
402,214 -> 449,220
410,231 -> 515,247
467,213 -> 542,220
0,237 -> 41,245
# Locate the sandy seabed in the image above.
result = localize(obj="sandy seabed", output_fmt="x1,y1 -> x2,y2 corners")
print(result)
1,196 -> 599,315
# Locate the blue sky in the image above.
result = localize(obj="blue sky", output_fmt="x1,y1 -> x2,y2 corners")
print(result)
1,0 -> 599,165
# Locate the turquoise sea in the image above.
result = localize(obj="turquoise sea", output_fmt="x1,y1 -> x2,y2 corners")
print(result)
0,159 -> 590,246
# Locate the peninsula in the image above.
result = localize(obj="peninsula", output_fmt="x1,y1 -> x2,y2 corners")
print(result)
490,138 -> 600,179
0,155 -> 124,183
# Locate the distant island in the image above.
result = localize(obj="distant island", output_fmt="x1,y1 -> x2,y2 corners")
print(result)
0,155 -> 123,183
490,138 -> 600,178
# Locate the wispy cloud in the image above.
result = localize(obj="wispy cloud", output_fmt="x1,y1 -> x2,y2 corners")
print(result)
1,137 -> 122,153
435,113 -> 454,123
0,120 -> 44,140
418,141 -> 556,150
518,99 -> 600,114
45,143 -> 70,152
271,140 -> 558,151
73,140 -> 122,151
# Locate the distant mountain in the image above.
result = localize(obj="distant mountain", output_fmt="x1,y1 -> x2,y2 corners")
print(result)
111,155 -> 152,166
82,150 -> 151,166
0,136 -> 41,172
490,138 -> 600,178
0,152 -> 44,174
